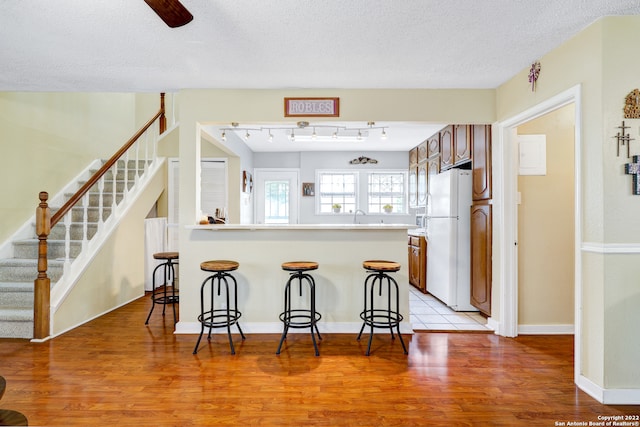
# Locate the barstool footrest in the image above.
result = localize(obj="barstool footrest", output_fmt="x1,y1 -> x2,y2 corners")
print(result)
197,309 -> 242,328
152,294 -> 179,305
279,309 -> 322,328
360,309 -> 403,328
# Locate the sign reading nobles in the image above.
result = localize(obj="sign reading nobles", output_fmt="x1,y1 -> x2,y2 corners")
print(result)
284,97 -> 339,117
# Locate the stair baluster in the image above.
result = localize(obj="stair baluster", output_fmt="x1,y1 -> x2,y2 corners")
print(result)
81,193 -> 89,252
111,162 -> 118,213
97,176 -> 105,231
62,212 -> 71,275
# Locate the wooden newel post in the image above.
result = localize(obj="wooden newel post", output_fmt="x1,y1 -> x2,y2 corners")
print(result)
159,92 -> 166,134
34,191 -> 51,340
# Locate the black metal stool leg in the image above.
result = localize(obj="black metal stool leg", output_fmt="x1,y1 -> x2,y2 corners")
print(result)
276,275 -> 293,354
193,275 -> 210,354
145,262 -> 166,324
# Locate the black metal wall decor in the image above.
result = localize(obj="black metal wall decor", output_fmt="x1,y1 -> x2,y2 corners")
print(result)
349,156 -> 378,165
614,120 -> 634,158
625,155 -> 640,195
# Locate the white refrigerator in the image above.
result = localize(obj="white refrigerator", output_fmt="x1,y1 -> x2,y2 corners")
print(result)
425,169 -> 477,312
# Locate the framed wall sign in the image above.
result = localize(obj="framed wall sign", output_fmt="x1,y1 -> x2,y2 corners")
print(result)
284,97 -> 339,117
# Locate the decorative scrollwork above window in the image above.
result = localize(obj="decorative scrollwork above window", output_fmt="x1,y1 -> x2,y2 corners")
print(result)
349,156 -> 378,165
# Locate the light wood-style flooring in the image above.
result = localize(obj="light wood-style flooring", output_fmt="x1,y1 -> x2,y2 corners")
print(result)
0,295 -> 637,426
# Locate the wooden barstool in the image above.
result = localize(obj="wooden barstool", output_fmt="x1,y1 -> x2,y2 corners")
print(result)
145,251 -> 179,325
357,260 -> 407,356
276,261 -> 322,356
193,260 -> 246,355
0,376 -> 28,426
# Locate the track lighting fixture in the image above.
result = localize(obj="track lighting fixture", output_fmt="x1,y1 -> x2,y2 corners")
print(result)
218,121 -> 388,143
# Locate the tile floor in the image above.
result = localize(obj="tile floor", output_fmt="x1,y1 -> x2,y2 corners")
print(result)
409,286 -> 490,331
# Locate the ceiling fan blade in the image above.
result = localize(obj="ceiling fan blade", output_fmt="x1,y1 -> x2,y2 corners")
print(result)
144,0 -> 193,28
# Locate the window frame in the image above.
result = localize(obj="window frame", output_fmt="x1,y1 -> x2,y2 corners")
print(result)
366,170 -> 408,214
315,170 -> 359,215
314,169 -> 408,215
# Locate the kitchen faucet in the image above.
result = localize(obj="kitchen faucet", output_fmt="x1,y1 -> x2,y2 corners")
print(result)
353,209 -> 366,224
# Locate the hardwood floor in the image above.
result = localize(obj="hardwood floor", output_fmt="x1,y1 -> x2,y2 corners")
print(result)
0,296 -> 637,426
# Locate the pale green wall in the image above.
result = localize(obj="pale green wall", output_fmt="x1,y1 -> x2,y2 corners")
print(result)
0,93 -> 160,243
53,163 -> 165,335
497,16 -> 640,390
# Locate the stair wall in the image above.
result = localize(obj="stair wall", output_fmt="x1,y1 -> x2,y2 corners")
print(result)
51,161 -> 166,336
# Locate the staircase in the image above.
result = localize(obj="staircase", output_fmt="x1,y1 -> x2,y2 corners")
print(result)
0,161 -> 140,339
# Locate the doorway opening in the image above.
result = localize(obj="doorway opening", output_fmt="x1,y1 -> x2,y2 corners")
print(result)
495,84 -> 582,382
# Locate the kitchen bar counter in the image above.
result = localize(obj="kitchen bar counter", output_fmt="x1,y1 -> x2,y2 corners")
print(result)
187,223 -> 416,231
175,224 -> 413,335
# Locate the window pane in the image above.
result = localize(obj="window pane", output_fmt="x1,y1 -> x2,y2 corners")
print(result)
317,172 -> 358,213
264,180 -> 289,223
367,172 -> 406,214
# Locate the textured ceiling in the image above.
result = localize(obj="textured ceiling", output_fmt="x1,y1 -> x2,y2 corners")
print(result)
2,0 -> 640,92
2,1 -> 639,152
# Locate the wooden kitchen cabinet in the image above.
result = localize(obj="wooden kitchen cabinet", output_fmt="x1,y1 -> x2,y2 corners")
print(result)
417,162 -> 427,207
408,235 -> 427,293
470,124 -> 492,315
454,124 -> 472,166
409,147 -> 418,208
439,125 -> 454,170
472,124 -> 492,201
470,201 -> 492,315
417,140 -> 428,163
427,133 -> 440,158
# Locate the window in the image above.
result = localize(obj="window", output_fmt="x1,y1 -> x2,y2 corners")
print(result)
317,171 -> 357,213
367,172 -> 407,214
264,180 -> 290,224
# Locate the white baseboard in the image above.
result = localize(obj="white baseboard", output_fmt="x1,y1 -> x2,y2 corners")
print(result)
175,321 -> 414,335
577,375 -> 640,404
518,324 -> 574,335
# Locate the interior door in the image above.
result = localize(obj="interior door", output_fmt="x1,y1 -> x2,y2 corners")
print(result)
254,169 -> 300,224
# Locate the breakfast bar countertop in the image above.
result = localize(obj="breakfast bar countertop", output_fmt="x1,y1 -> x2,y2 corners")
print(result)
186,223 -> 417,231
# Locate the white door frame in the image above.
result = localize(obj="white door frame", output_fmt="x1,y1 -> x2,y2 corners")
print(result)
494,84 -> 582,382
253,168 -> 300,224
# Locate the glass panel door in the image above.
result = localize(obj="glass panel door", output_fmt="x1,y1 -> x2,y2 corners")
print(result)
254,169 -> 299,224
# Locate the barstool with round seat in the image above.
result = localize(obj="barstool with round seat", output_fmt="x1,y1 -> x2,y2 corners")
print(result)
145,251 -> 179,325
357,260 -> 408,356
276,261 -> 322,356
193,260 -> 246,355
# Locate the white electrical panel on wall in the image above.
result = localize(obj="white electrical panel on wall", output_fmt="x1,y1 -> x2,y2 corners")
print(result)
518,134 -> 547,175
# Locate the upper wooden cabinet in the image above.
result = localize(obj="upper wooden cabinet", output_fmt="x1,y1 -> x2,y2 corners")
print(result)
440,125 -> 454,170
454,124 -> 472,166
409,146 -> 418,167
417,162 -> 427,207
471,124 -> 492,201
417,140 -> 428,164
427,133 -> 440,158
